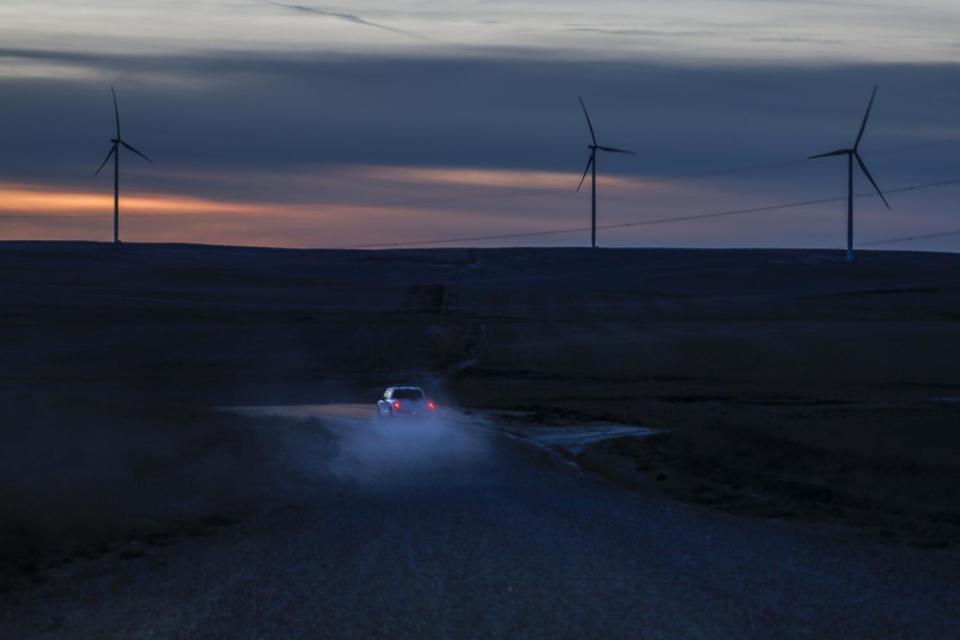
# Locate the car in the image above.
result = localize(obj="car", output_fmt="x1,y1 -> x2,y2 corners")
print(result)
377,386 -> 436,419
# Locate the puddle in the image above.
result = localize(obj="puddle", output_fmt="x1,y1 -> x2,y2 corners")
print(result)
501,423 -> 660,455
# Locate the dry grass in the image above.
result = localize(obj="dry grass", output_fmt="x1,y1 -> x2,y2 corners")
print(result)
0,394 -> 280,582
1,243 -> 958,551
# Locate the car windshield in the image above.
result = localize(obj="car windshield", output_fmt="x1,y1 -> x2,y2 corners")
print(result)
392,388 -> 423,400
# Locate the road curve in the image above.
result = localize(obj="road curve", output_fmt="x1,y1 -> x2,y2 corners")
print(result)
3,407 -> 958,639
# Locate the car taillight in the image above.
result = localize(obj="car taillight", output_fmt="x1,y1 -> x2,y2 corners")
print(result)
393,401 -> 401,409
427,401 -> 436,410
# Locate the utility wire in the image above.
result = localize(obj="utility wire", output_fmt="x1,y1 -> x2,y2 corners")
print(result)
860,229 -> 960,247
341,176 -> 960,249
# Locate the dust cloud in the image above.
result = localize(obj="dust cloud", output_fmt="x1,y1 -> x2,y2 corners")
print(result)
328,411 -> 494,489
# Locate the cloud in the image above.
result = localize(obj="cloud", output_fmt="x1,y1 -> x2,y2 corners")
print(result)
3,0 -> 959,67
739,0 -> 886,6
750,36 -> 844,45
263,1 -> 430,42
0,49 -> 957,249
564,27 -> 716,39
357,166 -> 653,190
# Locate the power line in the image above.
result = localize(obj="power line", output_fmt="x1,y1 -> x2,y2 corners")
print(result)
860,228 -> 960,247
341,176 -> 960,249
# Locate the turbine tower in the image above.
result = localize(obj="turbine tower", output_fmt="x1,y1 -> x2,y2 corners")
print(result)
577,97 -> 635,249
809,86 -> 889,263
96,86 -> 152,244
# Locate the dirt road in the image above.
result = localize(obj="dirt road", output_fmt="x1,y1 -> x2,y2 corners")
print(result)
3,407 -> 957,639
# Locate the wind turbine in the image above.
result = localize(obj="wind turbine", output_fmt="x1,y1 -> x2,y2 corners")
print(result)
577,96 -> 635,249
96,86 -> 152,244
809,86 -> 889,263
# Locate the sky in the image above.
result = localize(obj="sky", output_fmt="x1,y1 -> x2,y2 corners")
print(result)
0,0 -> 958,250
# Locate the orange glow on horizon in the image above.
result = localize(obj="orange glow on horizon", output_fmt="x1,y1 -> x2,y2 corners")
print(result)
0,166 -> 678,247
0,183 -> 273,216
356,166 -> 659,191
0,180 -> 504,246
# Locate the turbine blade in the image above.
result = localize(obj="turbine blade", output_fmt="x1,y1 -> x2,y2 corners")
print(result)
853,85 -> 877,150
809,149 -> 850,159
111,85 -> 120,138
120,140 -> 152,163
95,144 -> 117,175
855,152 -> 890,209
597,145 -> 636,155
578,96 -> 597,146
576,153 -> 594,192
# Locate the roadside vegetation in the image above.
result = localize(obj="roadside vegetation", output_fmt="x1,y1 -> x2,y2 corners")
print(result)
0,394 -> 280,588
582,403 -> 960,547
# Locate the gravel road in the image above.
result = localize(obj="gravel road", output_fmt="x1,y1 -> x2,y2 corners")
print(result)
3,406 -> 958,639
